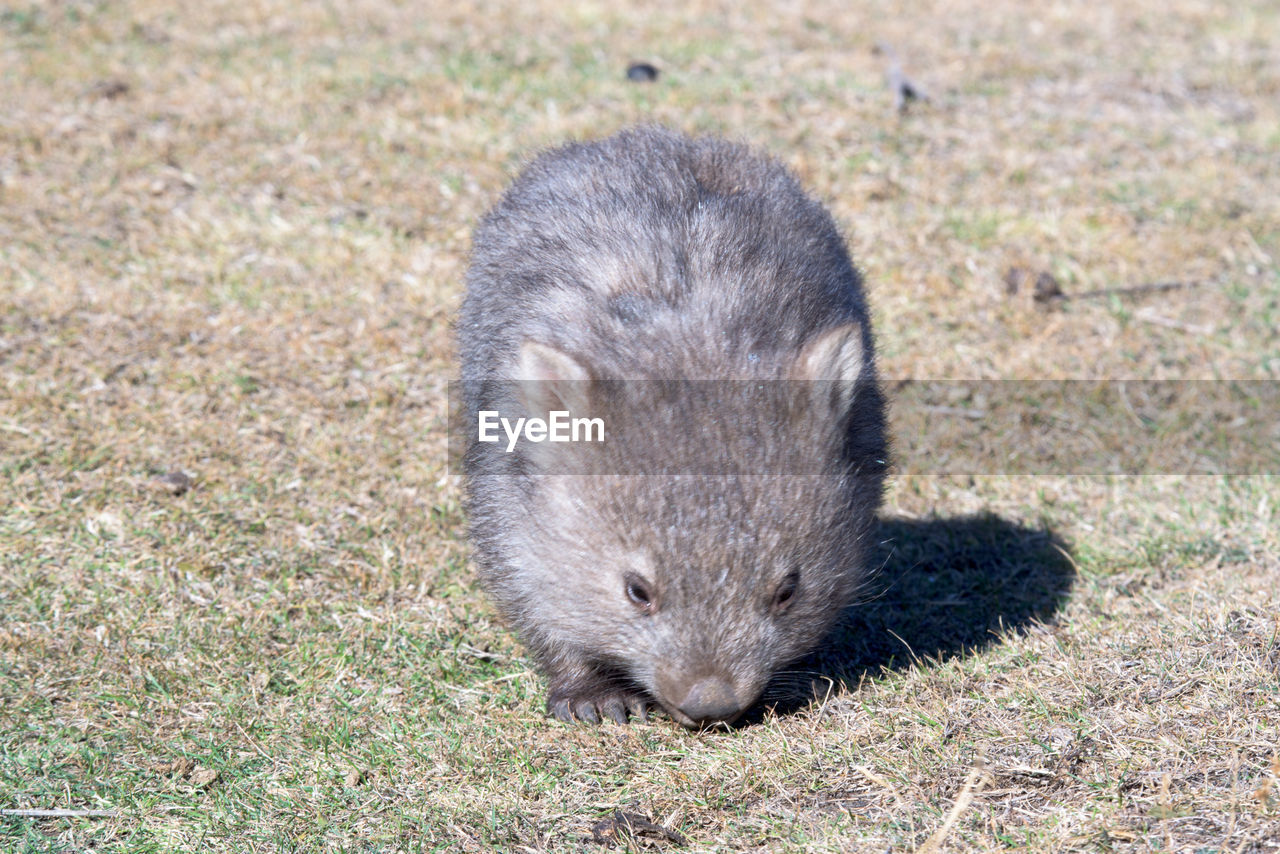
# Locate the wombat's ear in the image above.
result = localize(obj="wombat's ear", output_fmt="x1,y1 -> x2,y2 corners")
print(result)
516,340 -> 593,416
794,323 -> 865,415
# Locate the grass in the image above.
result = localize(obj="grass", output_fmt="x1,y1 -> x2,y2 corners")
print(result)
2,0 -> 1279,850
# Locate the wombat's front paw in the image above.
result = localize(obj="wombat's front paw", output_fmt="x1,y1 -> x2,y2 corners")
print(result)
547,678 -> 652,724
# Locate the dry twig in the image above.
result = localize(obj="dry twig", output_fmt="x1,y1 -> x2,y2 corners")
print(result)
0,809 -> 120,819
915,758 -> 987,854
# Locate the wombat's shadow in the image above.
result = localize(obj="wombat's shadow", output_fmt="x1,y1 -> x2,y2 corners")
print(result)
748,513 -> 1076,723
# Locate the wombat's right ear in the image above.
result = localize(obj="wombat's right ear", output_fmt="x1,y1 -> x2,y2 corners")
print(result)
794,323 -> 865,415
516,341 -> 593,416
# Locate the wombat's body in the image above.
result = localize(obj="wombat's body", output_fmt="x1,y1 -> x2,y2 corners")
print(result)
459,127 -> 886,727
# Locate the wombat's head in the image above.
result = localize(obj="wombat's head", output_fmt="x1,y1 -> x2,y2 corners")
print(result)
519,470 -> 879,727
508,326 -> 885,727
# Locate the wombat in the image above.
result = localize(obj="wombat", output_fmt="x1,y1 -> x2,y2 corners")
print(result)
459,127 -> 887,727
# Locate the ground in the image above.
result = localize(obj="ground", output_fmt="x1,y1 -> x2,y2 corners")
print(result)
1,0 -> 1278,851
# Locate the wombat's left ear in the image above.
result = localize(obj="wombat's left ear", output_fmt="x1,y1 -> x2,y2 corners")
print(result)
516,340 -> 593,417
794,323 -> 865,415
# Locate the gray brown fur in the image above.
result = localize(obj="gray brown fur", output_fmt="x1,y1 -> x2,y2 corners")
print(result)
459,127 -> 887,727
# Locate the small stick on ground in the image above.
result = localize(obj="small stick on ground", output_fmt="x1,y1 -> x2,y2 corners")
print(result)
1060,280 -> 1201,301
1,809 -> 120,819
915,758 -> 986,854
1005,267 -> 1203,304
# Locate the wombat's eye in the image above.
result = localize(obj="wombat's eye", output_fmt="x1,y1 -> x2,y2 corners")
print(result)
624,573 -> 656,615
771,571 -> 800,614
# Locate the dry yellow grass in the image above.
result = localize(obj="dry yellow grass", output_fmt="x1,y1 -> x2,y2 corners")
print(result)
2,0 -> 1278,851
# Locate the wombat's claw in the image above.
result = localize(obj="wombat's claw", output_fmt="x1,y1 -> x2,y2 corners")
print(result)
549,690 -> 650,725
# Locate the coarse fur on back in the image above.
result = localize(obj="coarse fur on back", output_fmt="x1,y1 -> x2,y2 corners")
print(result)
459,126 -> 887,728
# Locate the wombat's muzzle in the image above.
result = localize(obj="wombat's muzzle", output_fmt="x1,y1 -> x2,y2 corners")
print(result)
661,674 -> 750,728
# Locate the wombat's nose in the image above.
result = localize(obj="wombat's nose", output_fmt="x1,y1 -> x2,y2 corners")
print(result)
676,677 -> 742,725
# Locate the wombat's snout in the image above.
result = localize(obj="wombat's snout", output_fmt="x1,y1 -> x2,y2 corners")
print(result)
657,671 -> 752,728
